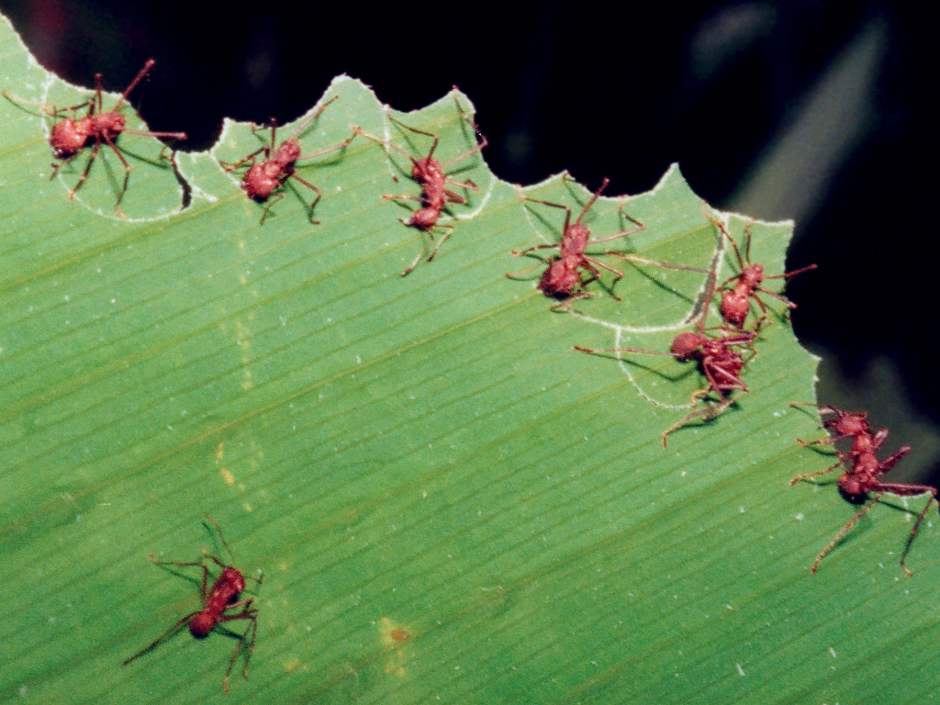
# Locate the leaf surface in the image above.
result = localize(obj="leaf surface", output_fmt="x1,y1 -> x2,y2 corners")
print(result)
1,15 -> 937,705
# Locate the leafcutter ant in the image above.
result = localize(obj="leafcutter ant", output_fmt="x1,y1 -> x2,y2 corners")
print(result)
219,96 -> 357,224
355,92 -> 488,276
510,177 -> 707,310
122,517 -> 262,691
575,326 -> 756,446
790,404 -> 937,575
4,59 -> 187,215
708,214 -> 816,329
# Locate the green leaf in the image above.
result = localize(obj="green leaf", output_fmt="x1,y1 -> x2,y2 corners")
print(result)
1,13 -> 937,705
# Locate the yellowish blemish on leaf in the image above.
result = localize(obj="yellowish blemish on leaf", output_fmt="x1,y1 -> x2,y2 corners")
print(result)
219,467 -> 236,486
283,657 -> 302,673
379,616 -> 412,678
215,441 -> 224,462
243,502 -> 254,512
278,561 -> 290,572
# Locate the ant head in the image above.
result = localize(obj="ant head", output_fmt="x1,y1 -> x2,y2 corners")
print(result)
189,611 -> 215,638
670,332 -> 705,360
538,258 -> 579,298
837,478 -> 869,504
50,118 -> 91,158
822,407 -> 869,435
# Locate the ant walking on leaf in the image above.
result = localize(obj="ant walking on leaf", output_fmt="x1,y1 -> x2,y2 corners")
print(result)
789,402 -> 937,575
219,96 -> 358,224
509,176 -> 707,310
122,516 -> 263,692
708,214 -> 817,329
574,248 -> 758,446
3,59 -> 187,216
575,327 -> 756,447
355,92 -> 488,276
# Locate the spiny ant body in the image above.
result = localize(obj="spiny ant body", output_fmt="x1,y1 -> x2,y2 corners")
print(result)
356,93 -> 488,275
575,328 -> 756,446
790,404 -> 936,575
709,215 -> 817,329
510,177 -> 642,305
5,59 -> 187,213
122,518 -> 262,692
221,96 -> 356,224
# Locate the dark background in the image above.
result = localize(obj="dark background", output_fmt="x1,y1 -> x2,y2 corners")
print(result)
2,1 -> 935,481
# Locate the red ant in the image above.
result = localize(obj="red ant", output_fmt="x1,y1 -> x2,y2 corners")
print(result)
708,215 -> 817,329
219,96 -> 357,224
574,326 -> 757,446
789,403 -> 937,575
122,517 -> 262,692
355,94 -> 488,276
4,59 -> 187,214
510,177 -> 706,309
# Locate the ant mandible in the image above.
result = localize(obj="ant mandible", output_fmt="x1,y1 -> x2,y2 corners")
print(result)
4,59 -> 187,214
355,93 -> 488,276
219,96 -> 358,224
510,177 -> 707,309
790,404 -> 937,575
708,214 -> 817,329
122,517 -> 262,692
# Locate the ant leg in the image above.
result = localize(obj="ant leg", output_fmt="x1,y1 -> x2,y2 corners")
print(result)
443,188 -> 470,205
583,255 -> 624,278
573,178 -> 609,225
1,91 -> 92,116
444,177 -> 478,192
112,59 -> 156,111
878,446 -> 913,473
573,344 -> 674,357
401,240 -> 428,277
891,490 -> 938,577
795,435 -> 839,450
512,242 -> 560,256
258,192 -> 284,225
50,153 -> 80,181
585,221 -> 645,246
388,114 -> 440,159
440,138 -> 488,170
581,258 -> 622,301
762,263 -> 819,280
122,611 -> 199,666
67,142 -> 101,199
150,557 -> 211,598
219,605 -> 259,692
661,394 -> 736,447
504,262 -> 543,280
522,196 -> 573,236
383,193 -> 421,204
202,515 -> 238,564
102,133 -> 132,214
287,173 -> 323,224
708,212 -> 746,271
219,147 -> 265,173
548,291 -> 591,313
297,129 -> 359,162
788,460 -> 843,486
810,494 -> 883,574
425,224 -> 454,263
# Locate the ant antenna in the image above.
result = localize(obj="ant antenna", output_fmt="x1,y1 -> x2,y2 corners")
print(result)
202,514 -> 236,564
